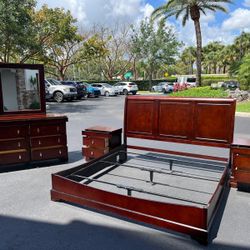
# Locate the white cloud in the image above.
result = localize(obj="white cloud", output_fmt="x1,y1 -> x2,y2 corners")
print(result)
222,8 -> 250,32
37,0 -> 154,28
244,0 -> 250,7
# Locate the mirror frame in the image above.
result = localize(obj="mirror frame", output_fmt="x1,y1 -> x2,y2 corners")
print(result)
0,63 -> 46,115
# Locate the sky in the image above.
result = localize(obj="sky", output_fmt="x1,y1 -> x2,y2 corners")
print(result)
36,0 -> 250,46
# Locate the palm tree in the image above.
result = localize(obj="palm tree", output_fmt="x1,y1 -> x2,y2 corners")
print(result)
151,0 -> 232,86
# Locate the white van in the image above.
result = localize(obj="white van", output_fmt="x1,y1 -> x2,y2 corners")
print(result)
177,75 -> 197,87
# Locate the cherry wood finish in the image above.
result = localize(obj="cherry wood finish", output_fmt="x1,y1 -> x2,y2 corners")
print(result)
230,137 -> 250,189
124,96 -> 236,148
82,126 -> 122,161
0,114 -> 68,168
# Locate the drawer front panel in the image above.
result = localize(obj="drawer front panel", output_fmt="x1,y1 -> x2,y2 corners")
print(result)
82,147 -> 109,159
0,151 -> 30,165
234,171 -> 250,184
0,126 -> 27,139
83,136 -> 109,148
234,154 -> 250,171
31,147 -> 68,161
30,123 -> 66,136
31,135 -> 66,148
0,139 -> 27,151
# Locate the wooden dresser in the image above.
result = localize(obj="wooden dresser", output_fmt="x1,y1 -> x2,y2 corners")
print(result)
0,114 -> 68,169
0,63 -> 68,170
82,126 -> 122,161
230,137 -> 250,190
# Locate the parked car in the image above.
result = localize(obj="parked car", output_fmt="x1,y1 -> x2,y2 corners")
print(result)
222,80 -> 239,90
91,83 -> 118,96
45,79 -> 77,103
151,82 -> 167,92
81,82 -> 101,97
61,81 -> 87,99
113,82 -> 138,95
163,82 -> 174,93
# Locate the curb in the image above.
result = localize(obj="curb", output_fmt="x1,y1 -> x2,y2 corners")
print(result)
236,112 -> 250,117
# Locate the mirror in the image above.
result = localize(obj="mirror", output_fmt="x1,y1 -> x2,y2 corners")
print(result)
0,68 -> 41,112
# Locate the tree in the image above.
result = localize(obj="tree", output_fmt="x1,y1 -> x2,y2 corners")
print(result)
33,5 -> 105,80
0,0 -> 37,63
131,19 -> 180,87
181,46 -> 196,74
238,54 -> 250,90
152,0 -> 232,86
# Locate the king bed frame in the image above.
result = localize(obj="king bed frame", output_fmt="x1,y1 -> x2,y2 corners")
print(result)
51,96 -> 236,244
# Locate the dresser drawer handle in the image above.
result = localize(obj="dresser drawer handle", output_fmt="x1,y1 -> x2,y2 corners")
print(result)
91,151 -> 94,156
38,140 -> 41,145
17,129 -> 20,135
58,138 -> 61,143
57,126 -> 60,132
59,150 -> 62,155
91,140 -> 94,145
39,152 -> 43,158
37,128 -> 40,134
18,142 -> 21,148
18,155 -> 22,160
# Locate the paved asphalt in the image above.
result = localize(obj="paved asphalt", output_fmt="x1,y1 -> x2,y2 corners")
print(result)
0,95 -> 250,250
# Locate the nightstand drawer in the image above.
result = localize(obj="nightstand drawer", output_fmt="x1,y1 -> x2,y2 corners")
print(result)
82,147 -> 109,159
31,147 -> 67,161
0,126 -> 27,139
30,124 -> 66,136
83,136 -> 109,148
31,135 -> 66,148
234,154 -> 250,171
0,151 -> 29,165
0,139 -> 27,151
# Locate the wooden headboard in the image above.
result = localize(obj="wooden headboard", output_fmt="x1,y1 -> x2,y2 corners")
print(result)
124,96 -> 236,148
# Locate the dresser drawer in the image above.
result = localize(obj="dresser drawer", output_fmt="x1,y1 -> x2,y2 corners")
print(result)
0,151 -> 30,165
31,135 -> 66,148
234,154 -> 250,171
0,126 -> 27,139
31,147 -> 68,161
234,171 -> 250,185
30,123 -> 66,136
82,147 -> 109,159
0,139 -> 28,151
83,136 -> 109,148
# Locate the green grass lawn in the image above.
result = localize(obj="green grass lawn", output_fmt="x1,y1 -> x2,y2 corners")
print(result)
236,101 -> 250,113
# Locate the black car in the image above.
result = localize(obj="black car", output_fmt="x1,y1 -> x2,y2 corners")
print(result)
222,80 -> 240,90
61,81 -> 87,99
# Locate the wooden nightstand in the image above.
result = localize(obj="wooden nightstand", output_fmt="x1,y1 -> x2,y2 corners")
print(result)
230,137 -> 250,191
82,126 -> 122,161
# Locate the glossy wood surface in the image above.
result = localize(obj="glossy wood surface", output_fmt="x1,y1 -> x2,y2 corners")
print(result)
230,143 -> 250,189
0,115 -> 68,168
124,97 -> 236,148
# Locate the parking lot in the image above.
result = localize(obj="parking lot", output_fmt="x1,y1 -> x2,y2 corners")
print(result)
0,95 -> 250,250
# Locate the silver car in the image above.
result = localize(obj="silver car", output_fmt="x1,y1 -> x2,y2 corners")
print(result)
151,82 -> 168,92
91,83 -> 118,96
114,82 -> 138,95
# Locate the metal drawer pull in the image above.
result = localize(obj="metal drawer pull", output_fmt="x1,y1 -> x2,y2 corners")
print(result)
18,155 -> 22,160
37,128 -> 40,133
58,138 -> 61,143
91,151 -> 94,156
91,140 -> 94,144
57,126 -> 60,132
40,152 -> 43,157
17,129 -> 20,135
38,140 -> 41,145
59,150 -> 62,155
18,142 -> 21,148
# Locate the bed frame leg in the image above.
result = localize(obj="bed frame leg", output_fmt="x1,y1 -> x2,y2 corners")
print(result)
51,190 -> 62,202
191,234 -> 209,245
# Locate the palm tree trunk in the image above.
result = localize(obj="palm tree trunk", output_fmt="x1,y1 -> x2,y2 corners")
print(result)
193,19 -> 202,86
